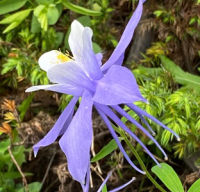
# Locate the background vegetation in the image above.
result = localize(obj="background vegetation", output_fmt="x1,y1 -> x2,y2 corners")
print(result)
0,0 -> 200,191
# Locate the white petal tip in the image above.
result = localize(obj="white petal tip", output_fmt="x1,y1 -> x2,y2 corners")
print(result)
131,177 -> 136,181
152,132 -> 156,136
177,137 -> 181,142
164,156 -> 168,161
25,88 -> 33,92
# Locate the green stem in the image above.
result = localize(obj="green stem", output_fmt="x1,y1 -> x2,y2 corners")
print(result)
117,128 -> 167,192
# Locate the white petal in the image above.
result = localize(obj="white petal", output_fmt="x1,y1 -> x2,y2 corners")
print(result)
69,20 -> 102,79
25,84 -> 83,96
38,50 -> 71,71
68,20 -> 84,63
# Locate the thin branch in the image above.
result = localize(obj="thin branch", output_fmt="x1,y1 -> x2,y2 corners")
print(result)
41,152 -> 56,187
8,145 -> 29,192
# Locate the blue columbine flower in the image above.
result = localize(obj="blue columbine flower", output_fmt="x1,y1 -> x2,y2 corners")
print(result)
26,0 -> 180,191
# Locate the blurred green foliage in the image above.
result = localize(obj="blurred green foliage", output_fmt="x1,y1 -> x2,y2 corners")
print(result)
128,63 -> 200,159
0,0 -> 200,191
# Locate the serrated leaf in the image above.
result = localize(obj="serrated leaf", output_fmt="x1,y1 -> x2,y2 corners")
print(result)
61,0 -> 102,16
188,178 -> 200,192
0,0 -> 27,15
151,163 -> 184,192
91,139 -> 121,162
160,55 -> 200,92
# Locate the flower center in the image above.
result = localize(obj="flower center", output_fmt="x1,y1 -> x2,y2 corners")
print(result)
57,52 -> 72,63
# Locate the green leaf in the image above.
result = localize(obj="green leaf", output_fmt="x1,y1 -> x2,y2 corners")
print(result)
151,163 -> 184,192
55,32 -> 64,48
3,172 -> 32,180
0,0 -> 27,15
0,9 -> 32,24
2,22 -> 19,33
31,15 -> 41,33
91,139 -> 120,162
160,55 -> 200,92
0,139 -> 10,154
0,9 -> 32,33
17,182 -> 42,192
102,184 -> 108,192
18,93 -> 34,121
61,0 -> 102,16
93,42 -> 102,53
34,5 -> 48,31
28,182 -> 42,192
47,4 -> 61,25
13,145 -> 26,166
36,0 -> 54,5
188,178 -> 200,192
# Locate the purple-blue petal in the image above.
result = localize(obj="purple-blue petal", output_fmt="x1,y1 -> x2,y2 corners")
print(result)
109,177 -> 136,192
97,171 -> 112,192
101,0 -> 144,71
98,104 -> 160,166
96,53 -> 103,66
25,84 -> 83,96
33,97 -> 78,157
96,105 -> 145,174
112,105 -> 168,160
59,91 -> 93,184
93,65 -> 146,105
81,165 -> 90,192
47,62 -> 96,93
128,103 -> 180,141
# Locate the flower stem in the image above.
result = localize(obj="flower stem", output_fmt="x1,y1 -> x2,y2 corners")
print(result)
116,127 -> 167,192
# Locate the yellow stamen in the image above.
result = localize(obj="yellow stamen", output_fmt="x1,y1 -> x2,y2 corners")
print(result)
57,52 -> 72,63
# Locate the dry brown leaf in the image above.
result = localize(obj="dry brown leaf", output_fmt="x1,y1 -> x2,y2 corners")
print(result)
2,99 -> 16,112
0,122 -> 12,135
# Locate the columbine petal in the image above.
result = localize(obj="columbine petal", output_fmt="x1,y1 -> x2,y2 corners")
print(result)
47,61 -> 95,93
93,65 -> 146,105
97,171 -> 136,192
69,20 -> 102,79
112,105 -> 168,160
96,106 -> 145,174
59,91 -> 93,184
97,171 -> 112,192
38,50 -> 71,71
68,20 -> 84,63
33,97 -> 78,157
109,177 -> 136,192
81,165 -> 90,192
81,27 -> 102,79
101,0 -> 144,71
25,84 -> 83,96
96,53 -> 103,66
128,103 -> 181,141
98,104 -> 160,166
